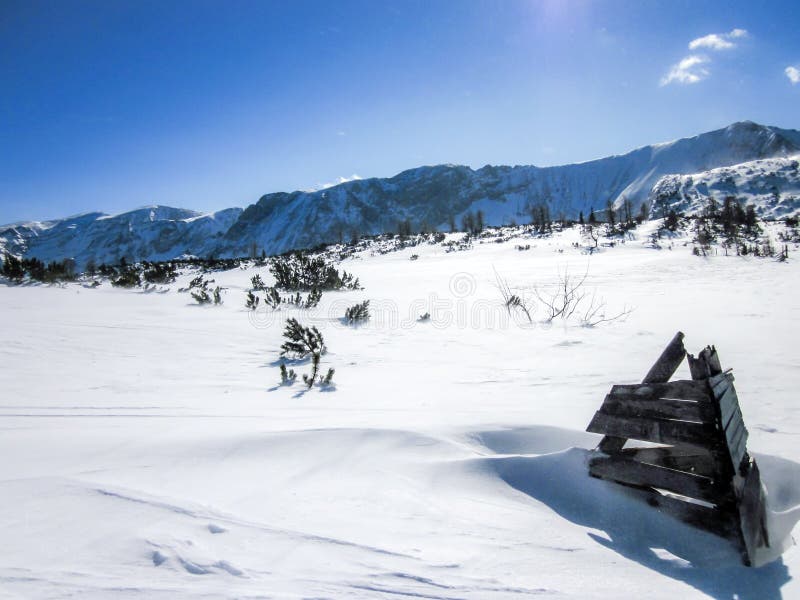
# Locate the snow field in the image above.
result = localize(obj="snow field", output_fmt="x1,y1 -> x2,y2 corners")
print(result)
1,224 -> 798,598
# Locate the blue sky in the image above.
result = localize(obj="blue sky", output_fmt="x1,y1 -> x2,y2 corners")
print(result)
1,0 -> 798,223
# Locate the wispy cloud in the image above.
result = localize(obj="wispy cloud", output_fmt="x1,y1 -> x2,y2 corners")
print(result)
786,66 -> 800,85
306,174 -> 362,192
660,55 -> 710,86
661,28 -> 747,87
688,28 -> 748,51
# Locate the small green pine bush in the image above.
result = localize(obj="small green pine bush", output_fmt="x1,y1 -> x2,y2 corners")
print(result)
344,300 -> 370,324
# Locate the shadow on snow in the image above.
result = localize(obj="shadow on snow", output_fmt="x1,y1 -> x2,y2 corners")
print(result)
471,426 -> 799,600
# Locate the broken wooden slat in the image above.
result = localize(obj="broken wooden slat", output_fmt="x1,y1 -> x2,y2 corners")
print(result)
588,412 -> 716,448
590,455 -> 718,502
600,395 -> 709,423
619,446 -> 717,477
688,345 -> 723,380
642,331 -> 689,384
598,331 -> 687,454
608,380 -> 711,403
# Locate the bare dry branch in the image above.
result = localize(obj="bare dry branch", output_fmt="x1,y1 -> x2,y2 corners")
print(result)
493,267 -> 534,323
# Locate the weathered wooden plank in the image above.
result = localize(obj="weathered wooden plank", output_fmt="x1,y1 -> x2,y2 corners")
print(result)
738,460 -> 769,566
645,491 -> 740,540
619,446 -> 717,477
597,437 -> 627,454
727,422 -> 748,471
600,395 -> 708,423
597,436 -> 627,454
642,331 -> 688,384
706,347 -> 722,374
588,412 -> 717,447
707,374 -> 748,474
721,406 -> 744,432
599,331 -> 687,454
710,372 -> 734,398
589,455 -> 718,502
719,386 -> 741,429
723,407 -> 743,436
608,380 -> 711,403
725,415 -> 745,449
688,346 -> 722,380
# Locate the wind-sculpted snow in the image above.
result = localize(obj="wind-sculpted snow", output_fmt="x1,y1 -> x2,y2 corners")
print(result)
2,121 -> 800,266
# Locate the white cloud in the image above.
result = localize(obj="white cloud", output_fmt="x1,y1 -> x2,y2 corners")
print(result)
786,66 -> 800,85
661,28 -> 748,87
688,28 -> 748,51
690,34 -> 733,51
660,55 -> 710,86
306,174 -> 363,192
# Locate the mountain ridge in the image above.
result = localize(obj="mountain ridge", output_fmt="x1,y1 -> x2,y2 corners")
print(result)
3,121 -> 799,267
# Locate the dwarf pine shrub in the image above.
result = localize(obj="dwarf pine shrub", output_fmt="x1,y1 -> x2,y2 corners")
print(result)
112,268 -> 141,288
304,287 -> 322,308
262,286 -> 322,310
251,274 -> 266,291
270,254 -> 360,291
279,318 -> 332,389
344,300 -> 370,324
321,367 -> 335,387
184,275 -> 222,305
1,253 -> 24,281
280,318 -> 326,358
279,363 -> 297,385
142,262 -> 177,284
246,290 -> 260,310
302,353 -> 321,389
192,289 -> 212,304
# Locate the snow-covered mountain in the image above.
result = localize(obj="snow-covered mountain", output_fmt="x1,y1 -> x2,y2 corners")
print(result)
0,206 -> 243,267
649,154 -> 800,219
3,121 -> 799,266
218,121 -> 800,258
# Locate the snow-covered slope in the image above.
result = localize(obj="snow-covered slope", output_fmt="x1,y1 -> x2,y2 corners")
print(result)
0,206 -> 243,267
1,225 -> 799,598
219,122 -> 800,257
3,121 -> 799,266
649,155 -> 800,219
